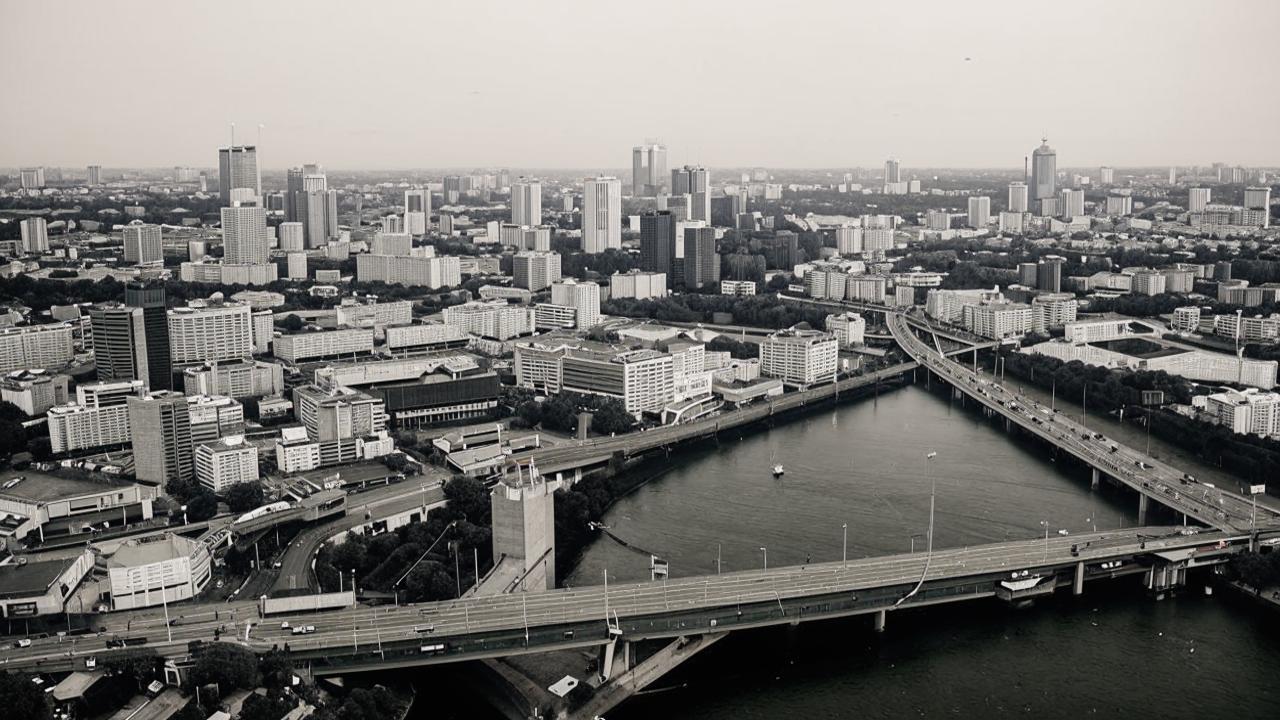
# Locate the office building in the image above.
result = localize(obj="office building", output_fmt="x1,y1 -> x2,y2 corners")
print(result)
122,224 -> 163,265
511,178 -> 542,226
167,301 -> 253,366
278,222 -> 305,251
549,279 -> 601,329
583,176 -> 622,253
562,346 -> 674,415
405,187 -> 430,235
967,196 -> 991,229
128,392 -> 194,487
1037,256 -> 1065,293
217,145 -> 260,206
720,280 -> 757,296
1,370 -> 69,416
1008,181 -> 1029,213
1018,262 -> 1039,287
287,251 -> 307,280
1031,137 -> 1056,204
759,328 -> 838,389
221,204 -> 269,265
293,383 -> 387,441
125,283 -> 171,391
884,158 -> 901,184
89,304 -> 150,386
194,435 -> 259,493
0,323 -> 74,374
683,227 -> 720,290
632,142 -> 668,196
672,166 -> 710,223
512,251 -> 562,291
20,217 -> 49,254
639,211 -> 677,284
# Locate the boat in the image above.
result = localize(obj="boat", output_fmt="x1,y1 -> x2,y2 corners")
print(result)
772,463 -> 785,477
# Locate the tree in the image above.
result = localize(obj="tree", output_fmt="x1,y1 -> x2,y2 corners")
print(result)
239,690 -> 297,720
258,650 -> 294,689
189,644 -> 259,690
276,314 -> 305,332
336,686 -> 399,720
0,671 -> 51,720
186,491 -> 219,522
443,477 -> 491,526
225,483 -> 265,513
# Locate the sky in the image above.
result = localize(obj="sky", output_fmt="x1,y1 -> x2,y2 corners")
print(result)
2,0 -> 1278,171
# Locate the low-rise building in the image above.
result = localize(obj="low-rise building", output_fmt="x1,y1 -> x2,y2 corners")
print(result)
274,328 -> 374,364
825,312 -> 866,347
0,472 -> 153,542
102,533 -> 212,611
0,550 -> 94,618
1,369 -> 70,415
182,358 -> 284,399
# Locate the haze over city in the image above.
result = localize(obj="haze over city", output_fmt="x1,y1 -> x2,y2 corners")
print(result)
3,0 -> 1278,169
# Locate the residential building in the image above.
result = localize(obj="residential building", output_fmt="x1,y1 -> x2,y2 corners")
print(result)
168,301 -> 253,366
967,196 -> 991,228
720,280 -> 756,296
549,279 -> 601,329
20,218 -> 49,253
274,328 -> 374,364
759,328 -> 838,389
356,253 -> 461,288
182,358 -> 283,399
194,435 -> 259,493
217,145 -> 260,206
442,301 -> 536,340
513,251 -> 562,291
0,323 -> 74,374
122,224 -> 163,265
511,178 -> 542,226
583,176 -> 622,253
127,392 -> 194,488
562,346 -> 674,415
611,270 -> 666,300
0,370 -> 69,415
826,312 -> 866,347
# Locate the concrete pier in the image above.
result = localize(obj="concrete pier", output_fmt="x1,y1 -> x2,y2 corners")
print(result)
873,609 -> 887,632
1091,467 -> 1100,490
1073,561 -> 1085,596
1138,493 -> 1150,525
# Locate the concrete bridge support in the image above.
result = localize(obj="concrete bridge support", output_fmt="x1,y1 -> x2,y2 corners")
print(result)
1144,561 -> 1187,600
571,633 -> 726,720
873,609 -> 887,632
1091,468 -> 1101,490
1138,493 -> 1150,525
1073,561 -> 1085,596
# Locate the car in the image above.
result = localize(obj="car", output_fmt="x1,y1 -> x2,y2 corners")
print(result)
280,621 -> 290,630
85,657 -> 96,670
14,638 -> 31,648
304,625 -> 316,634
272,561 -> 282,569
291,626 -> 305,636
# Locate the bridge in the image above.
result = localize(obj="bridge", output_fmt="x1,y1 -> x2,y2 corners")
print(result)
887,310 -> 1279,535
0,526 -> 1254,719
510,362 -> 917,476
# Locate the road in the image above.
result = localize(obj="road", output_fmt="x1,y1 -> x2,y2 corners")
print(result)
888,311 -> 1279,533
0,525 -> 1245,672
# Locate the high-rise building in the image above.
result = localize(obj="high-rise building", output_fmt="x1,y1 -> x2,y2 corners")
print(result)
639,211 -> 677,284
221,204 -> 270,265
128,391 -> 194,488
836,225 -> 863,255
1244,187 -> 1272,228
884,159 -> 901,184
582,176 -> 621,253
0,324 -> 74,374
1188,187 -> 1211,214
1037,256 -> 1065,293
511,178 -> 542,227
404,187 -> 430,234
683,227 -> 720,290
1018,262 -> 1039,287
87,165 -> 102,186
1008,182 -> 1029,213
549,279 -> 601,329
441,301 -> 536,341
1105,194 -> 1133,216
90,304 -> 149,386
20,217 -> 49,253
19,167 -> 45,189
513,251 -> 562,292
1099,166 -> 1114,185
631,142 -> 668,196
967,196 -> 991,229
1031,137 -> 1057,203
672,166 -> 710,223
194,435 -> 259,493
217,145 -> 260,206
279,222 -> 305,251
168,301 -> 253,366
760,328 -> 838,389
125,283 -> 172,391
123,224 -> 163,265
1058,188 -> 1085,219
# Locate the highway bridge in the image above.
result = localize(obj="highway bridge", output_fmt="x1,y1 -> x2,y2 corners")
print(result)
0,526 -> 1255,719
887,310 -> 1279,535
511,361 -> 917,476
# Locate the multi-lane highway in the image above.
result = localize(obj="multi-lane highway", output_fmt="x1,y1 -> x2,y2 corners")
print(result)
0,524 -> 1246,674
888,311 -> 1279,533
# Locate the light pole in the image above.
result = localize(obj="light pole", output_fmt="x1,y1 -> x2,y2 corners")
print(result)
1082,382 -> 1088,429
842,523 -> 848,563
759,546 -> 768,570
1040,520 -> 1049,562
910,533 -> 925,553
716,543 -> 721,575
925,451 -> 937,555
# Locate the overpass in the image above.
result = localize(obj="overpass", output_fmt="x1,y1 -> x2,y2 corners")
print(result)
511,362 -> 917,476
1,526 -> 1255,718
887,310 -> 1280,535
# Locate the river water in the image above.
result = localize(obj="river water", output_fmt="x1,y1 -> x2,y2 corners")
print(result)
412,383 -> 1280,718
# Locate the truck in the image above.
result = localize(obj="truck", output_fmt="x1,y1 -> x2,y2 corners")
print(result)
259,590 -> 355,616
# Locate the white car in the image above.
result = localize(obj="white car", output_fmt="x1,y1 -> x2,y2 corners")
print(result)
15,638 -> 32,648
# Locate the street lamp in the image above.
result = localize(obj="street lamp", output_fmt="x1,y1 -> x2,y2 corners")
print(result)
842,523 -> 848,563
1040,520 -> 1049,561
759,546 -> 768,570
910,533 -> 925,553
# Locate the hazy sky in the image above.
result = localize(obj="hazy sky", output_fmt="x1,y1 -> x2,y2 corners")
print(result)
3,0 -> 1278,170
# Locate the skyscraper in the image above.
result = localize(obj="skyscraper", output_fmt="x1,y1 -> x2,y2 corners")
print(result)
1037,256 -> 1065,293
1031,137 -> 1057,204
967,196 -> 991,229
128,392 -> 194,488
1244,187 -> 1272,228
639,211 -> 677,286
20,217 -> 49,253
1188,187 -> 1211,213
672,166 -> 710,223
582,176 -> 621,253
1058,188 -> 1085,219
87,165 -> 102,186
404,187 -> 430,234
511,178 -> 542,226
217,145 -> 260,206
1008,182 -> 1029,213
89,304 -> 149,387
632,142 -> 668,196
884,158 -> 901,184
221,204 -> 270,264
683,227 -> 720,290
125,283 -> 172,391
1099,166 -> 1114,185
123,224 -> 163,265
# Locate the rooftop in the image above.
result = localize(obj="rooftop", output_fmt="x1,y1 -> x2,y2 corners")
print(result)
0,471 -> 134,504
0,555 -> 81,598
106,533 -> 195,567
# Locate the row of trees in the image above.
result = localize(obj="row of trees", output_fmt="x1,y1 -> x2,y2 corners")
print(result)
508,389 -> 634,436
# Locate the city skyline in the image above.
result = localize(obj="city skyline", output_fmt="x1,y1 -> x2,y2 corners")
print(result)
2,0 -> 1278,170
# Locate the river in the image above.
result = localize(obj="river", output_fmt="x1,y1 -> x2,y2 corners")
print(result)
412,382 -> 1280,719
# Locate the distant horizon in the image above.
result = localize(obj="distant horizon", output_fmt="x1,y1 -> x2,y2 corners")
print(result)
3,1 -> 1277,169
